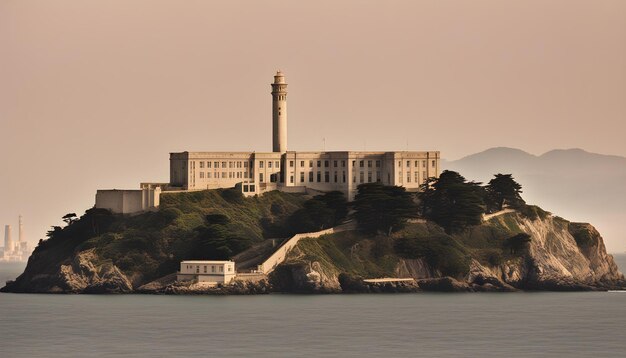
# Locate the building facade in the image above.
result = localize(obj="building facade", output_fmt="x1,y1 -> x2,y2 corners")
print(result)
169,71 -> 440,200
177,260 -> 236,284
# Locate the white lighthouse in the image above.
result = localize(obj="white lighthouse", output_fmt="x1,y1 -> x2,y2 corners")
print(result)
271,70 -> 288,153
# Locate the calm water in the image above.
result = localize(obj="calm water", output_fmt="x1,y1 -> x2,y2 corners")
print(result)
1,256 -> 625,358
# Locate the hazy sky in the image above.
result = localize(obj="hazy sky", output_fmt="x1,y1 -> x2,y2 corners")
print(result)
1,1 -> 625,247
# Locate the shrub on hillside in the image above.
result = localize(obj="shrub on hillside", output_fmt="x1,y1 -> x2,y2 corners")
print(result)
394,235 -> 470,278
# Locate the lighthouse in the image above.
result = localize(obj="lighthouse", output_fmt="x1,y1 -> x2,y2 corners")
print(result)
271,70 -> 288,153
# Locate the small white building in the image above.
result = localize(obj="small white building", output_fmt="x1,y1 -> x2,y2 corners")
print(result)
177,260 -> 236,285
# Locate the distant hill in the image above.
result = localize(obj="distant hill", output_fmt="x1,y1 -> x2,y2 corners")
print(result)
444,147 -> 626,252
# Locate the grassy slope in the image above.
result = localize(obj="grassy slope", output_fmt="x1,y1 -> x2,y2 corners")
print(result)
26,189 -> 308,285
288,212 -> 540,280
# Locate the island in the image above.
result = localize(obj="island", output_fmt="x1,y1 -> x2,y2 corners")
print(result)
3,170 -> 624,294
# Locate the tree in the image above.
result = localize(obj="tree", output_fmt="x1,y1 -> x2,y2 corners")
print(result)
504,233 -> 531,254
418,170 -> 485,233
485,174 -> 525,212
62,213 -> 77,225
286,191 -> 348,233
352,183 -> 418,235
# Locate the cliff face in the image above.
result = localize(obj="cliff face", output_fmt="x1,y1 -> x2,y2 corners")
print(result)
3,208 -> 623,294
273,213 -> 625,293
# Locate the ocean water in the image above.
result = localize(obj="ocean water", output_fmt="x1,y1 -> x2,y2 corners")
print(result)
0,255 -> 625,358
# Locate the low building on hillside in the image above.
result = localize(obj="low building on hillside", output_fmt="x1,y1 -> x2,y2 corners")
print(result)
177,260 -> 236,285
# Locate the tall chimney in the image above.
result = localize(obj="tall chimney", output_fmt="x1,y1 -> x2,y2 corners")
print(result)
4,225 -> 13,252
19,215 -> 24,242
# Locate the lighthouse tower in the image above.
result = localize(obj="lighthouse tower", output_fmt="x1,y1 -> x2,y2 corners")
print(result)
271,71 -> 288,153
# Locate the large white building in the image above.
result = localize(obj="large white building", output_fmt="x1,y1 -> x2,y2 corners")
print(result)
96,71 -> 440,213
169,71 -> 440,201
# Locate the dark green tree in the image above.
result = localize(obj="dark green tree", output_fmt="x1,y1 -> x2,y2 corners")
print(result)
352,183 -> 418,235
286,191 -> 348,233
485,174 -> 525,212
504,233 -> 532,254
418,170 -> 485,233
62,213 -> 77,225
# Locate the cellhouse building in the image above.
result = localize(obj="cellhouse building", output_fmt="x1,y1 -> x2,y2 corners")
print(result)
96,71 -> 441,214
168,71 -> 441,201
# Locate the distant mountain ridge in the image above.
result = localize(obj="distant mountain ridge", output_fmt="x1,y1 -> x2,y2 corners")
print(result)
444,147 -> 626,252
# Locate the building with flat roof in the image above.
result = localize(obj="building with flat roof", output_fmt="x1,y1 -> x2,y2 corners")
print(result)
169,71 -> 440,201
177,260 -> 236,285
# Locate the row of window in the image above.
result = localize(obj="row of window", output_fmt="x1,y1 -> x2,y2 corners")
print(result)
198,172 -> 249,179
197,161 -> 249,169
258,160 -> 280,169
284,159 -> 437,169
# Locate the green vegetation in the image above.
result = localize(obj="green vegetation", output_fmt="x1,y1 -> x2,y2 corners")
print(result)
286,191 -> 348,233
418,171 -> 485,233
352,183 -> 418,235
485,174 -> 525,212
39,189 -> 308,281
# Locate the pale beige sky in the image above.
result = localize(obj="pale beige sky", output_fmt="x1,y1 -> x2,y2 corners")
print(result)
1,1 -> 625,248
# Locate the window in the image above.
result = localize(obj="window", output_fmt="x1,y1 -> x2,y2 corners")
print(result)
290,175 -> 294,183
309,172 -> 314,182
432,160 -> 436,167
415,172 -> 419,183
422,161 -> 426,168
199,161 -> 204,168
341,160 -> 346,167
228,266 -> 232,272
222,161 -> 227,168
196,266 -> 200,273
367,172 -> 372,183
268,161 -> 272,168
324,160 -> 329,167
212,266 -> 216,273
276,161 -> 280,168
407,161 -> 411,167
325,171 -> 330,182
376,160 -> 381,168
244,172 -> 247,179
221,172 -> 226,178
214,161 -> 219,168
334,172 -> 338,182
207,162 -> 212,168
317,172 -> 321,182
259,161 -> 264,168
368,160 -> 372,168
229,161 -> 233,168
290,161 -> 294,167
359,160 -> 364,168
359,172 -> 364,183
376,171 -> 381,182
228,172 -> 233,178
270,174 -> 276,183
407,173 -> 411,183
342,171 -> 346,183
352,160 -> 356,167
244,161 -> 248,168
333,160 -> 338,167
219,266 -> 223,272
203,266 -> 207,273
300,172 -> 305,183
259,173 -> 264,182
300,161 -> 305,167
309,160 -> 313,168
317,160 -> 321,168
398,161 -> 402,167
353,175 -> 356,183
415,161 -> 418,167
208,172 -> 212,179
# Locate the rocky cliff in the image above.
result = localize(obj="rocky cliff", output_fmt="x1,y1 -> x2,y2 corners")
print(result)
270,212 -> 625,293
2,204 -> 624,294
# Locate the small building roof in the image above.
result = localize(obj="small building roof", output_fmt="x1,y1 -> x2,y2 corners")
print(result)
180,260 -> 234,264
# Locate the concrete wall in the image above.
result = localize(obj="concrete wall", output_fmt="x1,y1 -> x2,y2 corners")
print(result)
95,187 -> 161,214
257,228 -> 336,274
